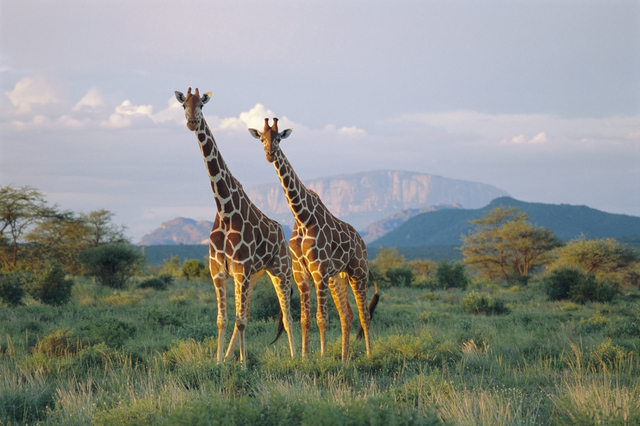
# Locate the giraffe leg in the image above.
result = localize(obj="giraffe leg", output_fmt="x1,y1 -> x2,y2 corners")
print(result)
266,270 -> 296,359
211,264 -> 228,365
349,275 -> 373,356
329,272 -> 353,362
228,264 -> 253,370
312,270 -> 330,357
225,271 -> 262,361
292,256 -> 311,357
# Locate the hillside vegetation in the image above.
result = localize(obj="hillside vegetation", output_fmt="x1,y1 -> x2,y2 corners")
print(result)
372,197 -> 640,248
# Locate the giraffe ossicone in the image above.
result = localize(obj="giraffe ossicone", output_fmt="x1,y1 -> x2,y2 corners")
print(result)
176,89 -> 296,369
249,117 -> 379,362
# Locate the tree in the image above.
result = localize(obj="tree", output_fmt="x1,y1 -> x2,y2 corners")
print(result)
80,209 -> 129,247
547,237 -> 639,288
80,244 -> 143,289
182,259 -> 206,280
0,185 -> 58,271
370,247 -> 406,273
435,261 -> 469,290
461,207 -> 562,283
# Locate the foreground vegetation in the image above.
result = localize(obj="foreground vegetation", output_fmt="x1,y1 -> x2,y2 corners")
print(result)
2,273 -> 640,425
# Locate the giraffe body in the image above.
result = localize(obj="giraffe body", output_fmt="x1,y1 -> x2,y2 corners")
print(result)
176,89 -> 296,369
250,118 -> 378,362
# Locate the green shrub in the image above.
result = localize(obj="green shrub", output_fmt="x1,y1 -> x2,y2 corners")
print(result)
435,261 -> 469,290
182,259 -> 206,280
27,262 -> 74,305
543,267 -> 617,303
78,317 -> 136,348
138,277 -> 168,290
461,291 -> 510,315
0,383 -> 54,424
79,244 -> 143,289
147,307 -> 183,327
176,321 -> 216,342
33,329 -> 86,357
0,273 -> 26,307
384,267 -> 415,287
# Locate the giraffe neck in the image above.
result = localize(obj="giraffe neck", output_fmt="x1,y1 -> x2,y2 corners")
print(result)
195,117 -> 239,217
271,149 -> 317,226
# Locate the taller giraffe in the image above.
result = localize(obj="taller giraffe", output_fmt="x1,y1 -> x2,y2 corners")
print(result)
175,89 -> 296,369
249,118 -> 379,362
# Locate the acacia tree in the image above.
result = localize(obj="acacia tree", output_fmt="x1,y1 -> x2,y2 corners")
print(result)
461,207 -> 562,283
80,209 -> 128,247
547,237 -> 639,288
0,185 -> 58,271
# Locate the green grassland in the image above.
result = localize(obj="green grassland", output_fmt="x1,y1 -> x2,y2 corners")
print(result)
2,275 -> 640,425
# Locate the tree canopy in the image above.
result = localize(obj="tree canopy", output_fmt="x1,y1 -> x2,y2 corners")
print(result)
461,206 -> 562,283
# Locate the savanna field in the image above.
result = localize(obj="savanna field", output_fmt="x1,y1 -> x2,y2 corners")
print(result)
2,269 -> 640,425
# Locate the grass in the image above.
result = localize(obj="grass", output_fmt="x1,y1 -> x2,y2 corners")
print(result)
0,275 -> 639,424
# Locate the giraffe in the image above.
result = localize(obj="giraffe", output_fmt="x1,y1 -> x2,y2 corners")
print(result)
249,118 -> 379,362
175,89 -> 296,369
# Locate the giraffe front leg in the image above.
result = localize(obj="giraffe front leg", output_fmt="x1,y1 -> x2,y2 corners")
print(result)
225,272 -> 262,361
292,258 -> 311,357
230,271 -> 252,370
329,273 -> 353,363
313,271 -> 330,357
211,269 -> 228,365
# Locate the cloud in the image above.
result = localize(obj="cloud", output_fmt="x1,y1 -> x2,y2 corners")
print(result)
5,76 -> 59,114
151,96 -> 183,124
72,87 -> 104,111
219,103 -> 279,130
100,100 -> 153,129
502,132 -> 547,144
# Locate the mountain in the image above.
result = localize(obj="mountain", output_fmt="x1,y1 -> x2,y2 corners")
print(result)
138,218 -> 213,245
359,203 -> 463,244
245,170 -> 509,230
370,197 -> 640,248
137,218 -> 294,246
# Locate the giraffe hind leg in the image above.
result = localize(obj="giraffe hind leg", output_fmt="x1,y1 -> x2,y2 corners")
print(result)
329,272 -> 353,362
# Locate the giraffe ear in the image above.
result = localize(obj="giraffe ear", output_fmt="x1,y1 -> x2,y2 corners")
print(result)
201,92 -> 212,104
174,91 -> 186,103
248,129 -> 262,139
280,129 -> 293,139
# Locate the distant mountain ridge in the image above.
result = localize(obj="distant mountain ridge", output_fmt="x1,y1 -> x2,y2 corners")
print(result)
246,170 -> 508,230
371,197 -> 640,248
138,217 -> 213,245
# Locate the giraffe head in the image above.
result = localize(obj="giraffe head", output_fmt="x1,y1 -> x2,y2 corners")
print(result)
248,118 -> 293,163
174,88 -> 212,131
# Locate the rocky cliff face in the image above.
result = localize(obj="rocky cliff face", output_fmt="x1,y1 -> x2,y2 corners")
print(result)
246,170 -> 508,230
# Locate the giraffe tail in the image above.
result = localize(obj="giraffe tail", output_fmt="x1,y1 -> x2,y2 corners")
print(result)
357,269 -> 380,340
270,286 -> 293,345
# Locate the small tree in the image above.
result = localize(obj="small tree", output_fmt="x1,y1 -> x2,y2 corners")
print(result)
80,209 -> 129,247
461,207 -> 562,283
182,259 -> 205,280
26,262 -> 74,306
435,261 -> 469,290
384,267 -> 415,287
543,267 -> 617,304
0,273 -> 26,306
548,237 -> 639,288
80,244 -> 143,289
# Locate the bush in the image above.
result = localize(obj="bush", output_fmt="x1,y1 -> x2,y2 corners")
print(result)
78,317 -> 137,348
0,273 -> 26,307
461,291 -> 510,315
138,277 -> 168,290
27,262 -> 74,306
80,244 -> 143,289
543,267 -> 617,304
384,267 -> 415,287
435,261 -> 469,290
182,259 -> 206,280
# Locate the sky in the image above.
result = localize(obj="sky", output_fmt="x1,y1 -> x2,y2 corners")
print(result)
1,1 -> 639,242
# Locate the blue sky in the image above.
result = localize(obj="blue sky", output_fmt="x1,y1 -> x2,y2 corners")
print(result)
1,1 -> 639,241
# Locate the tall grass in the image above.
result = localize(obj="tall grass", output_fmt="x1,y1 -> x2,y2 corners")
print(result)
0,277 -> 639,424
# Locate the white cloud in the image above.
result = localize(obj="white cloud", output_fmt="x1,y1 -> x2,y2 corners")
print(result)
100,113 -> 132,129
72,87 -> 104,111
151,96 -> 183,124
529,132 -> 548,144
219,103 -> 279,130
5,76 -> 59,114
115,100 -> 153,116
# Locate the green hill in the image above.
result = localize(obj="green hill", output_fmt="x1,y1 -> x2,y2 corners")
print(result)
370,197 -> 640,250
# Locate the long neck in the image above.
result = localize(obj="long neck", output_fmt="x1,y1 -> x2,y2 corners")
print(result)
195,117 -> 239,217
272,148 -> 318,226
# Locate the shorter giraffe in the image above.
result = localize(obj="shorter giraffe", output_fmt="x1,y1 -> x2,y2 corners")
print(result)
250,118 -> 379,362
176,89 -> 296,369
